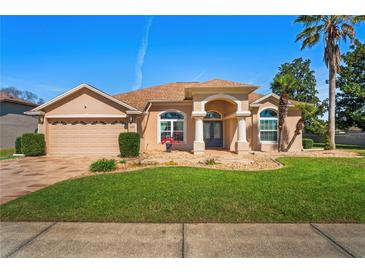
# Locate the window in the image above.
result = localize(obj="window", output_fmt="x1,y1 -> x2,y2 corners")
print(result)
205,111 -> 222,119
259,109 -> 278,143
159,111 -> 185,143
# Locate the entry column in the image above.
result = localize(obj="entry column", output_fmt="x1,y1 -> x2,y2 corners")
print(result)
192,111 -> 206,155
235,111 -> 251,154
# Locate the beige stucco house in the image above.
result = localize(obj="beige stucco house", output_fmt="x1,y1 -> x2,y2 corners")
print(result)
26,79 -> 303,155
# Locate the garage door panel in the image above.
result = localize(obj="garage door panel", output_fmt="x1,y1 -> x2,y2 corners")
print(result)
48,120 -> 127,155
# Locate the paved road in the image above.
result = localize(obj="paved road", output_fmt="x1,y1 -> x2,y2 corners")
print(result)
1,222 -> 364,258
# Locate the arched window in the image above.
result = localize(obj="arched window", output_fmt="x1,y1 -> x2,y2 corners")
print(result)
205,111 -> 222,119
259,109 -> 278,143
159,111 -> 185,143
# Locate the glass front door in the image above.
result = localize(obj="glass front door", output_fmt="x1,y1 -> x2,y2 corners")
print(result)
203,121 -> 223,147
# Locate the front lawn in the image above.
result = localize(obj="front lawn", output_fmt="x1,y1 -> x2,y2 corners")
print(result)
0,147 -> 15,160
313,143 -> 365,156
1,157 -> 364,223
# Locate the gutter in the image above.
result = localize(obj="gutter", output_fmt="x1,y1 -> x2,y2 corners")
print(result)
24,111 -> 45,116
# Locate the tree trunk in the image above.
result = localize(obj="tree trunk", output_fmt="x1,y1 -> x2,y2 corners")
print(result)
328,64 -> 336,150
285,118 -> 304,152
278,92 -> 289,152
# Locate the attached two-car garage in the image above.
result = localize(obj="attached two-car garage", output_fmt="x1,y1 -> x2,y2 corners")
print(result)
47,119 -> 128,155
26,83 -> 141,155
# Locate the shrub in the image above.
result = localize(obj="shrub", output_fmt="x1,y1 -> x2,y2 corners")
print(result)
90,159 -> 116,172
302,138 -> 314,149
324,133 -> 331,150
119,159 -> 126,164
21,133 -> 45,156
119,132 -> 140,157
15,137 -> 22,154
205,158 -> 218,165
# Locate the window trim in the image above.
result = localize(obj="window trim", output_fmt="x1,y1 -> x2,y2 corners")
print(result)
204,111 -> 223,120
259,107 -> 278,144
157,110 -> 187,144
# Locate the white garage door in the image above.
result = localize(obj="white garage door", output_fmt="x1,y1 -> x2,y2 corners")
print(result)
47,119 -> 127,155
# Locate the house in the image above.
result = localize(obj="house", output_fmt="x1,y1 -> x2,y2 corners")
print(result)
0,93 -> 38,149
26,79 -> 303,155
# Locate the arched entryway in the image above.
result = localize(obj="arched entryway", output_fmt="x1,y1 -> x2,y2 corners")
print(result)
192,93 -> 251,154
203,111 -> 223,147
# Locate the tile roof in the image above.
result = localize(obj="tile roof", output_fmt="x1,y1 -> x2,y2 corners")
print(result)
113,79 -> 263,111
0,93 -> 38,107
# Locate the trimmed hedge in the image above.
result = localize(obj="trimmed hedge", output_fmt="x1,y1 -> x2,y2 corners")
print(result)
21,133 -> 46,156
302,138 -> 314,149
15,137 -> 22,154
119,132 -> 140,157
90,159 -> 116,172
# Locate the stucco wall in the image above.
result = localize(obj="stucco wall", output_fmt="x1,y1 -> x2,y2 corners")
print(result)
140,95 -> 302,153
223,118 -> 237,151
192,92 -> 249,113
304,132 -> 365,146
141,100 -> 244,153
140,103 -> 194,151
250,100 -> 302,152
36,87 -> 303,154
37,87 -> 130,154
44,87 -> 129,116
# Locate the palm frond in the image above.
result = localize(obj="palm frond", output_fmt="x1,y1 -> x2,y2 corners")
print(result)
334,45 -> 341,69
300,33 -> 320,50
341,23 -> 355,40
294,15 -> 322,26
295,25 -> 323,42
352,16 -> 365,24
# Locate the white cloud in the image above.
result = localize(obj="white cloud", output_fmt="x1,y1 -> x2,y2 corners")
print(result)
132,16 -> 154,90
191,70 -> 206,81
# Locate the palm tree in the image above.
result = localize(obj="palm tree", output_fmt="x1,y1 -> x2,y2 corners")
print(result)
295,15 -> 364,150
272,74 -> 297,152
285,102 -> 317,152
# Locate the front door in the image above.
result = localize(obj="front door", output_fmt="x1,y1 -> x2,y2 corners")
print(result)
204,121 -> 223,147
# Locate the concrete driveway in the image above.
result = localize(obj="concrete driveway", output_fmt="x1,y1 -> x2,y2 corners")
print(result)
0,156 -> 102,204
1,222 -> 364,258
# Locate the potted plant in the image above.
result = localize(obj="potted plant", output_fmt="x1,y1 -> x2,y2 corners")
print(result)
161,137 -> 174,152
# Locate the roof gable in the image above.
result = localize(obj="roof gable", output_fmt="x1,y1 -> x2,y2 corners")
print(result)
31,84 -> 138,113
250,93 -> 295,107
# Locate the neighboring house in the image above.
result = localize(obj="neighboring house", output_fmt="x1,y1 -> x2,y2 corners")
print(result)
0,93 -> 38,149
26,79 -> 303,155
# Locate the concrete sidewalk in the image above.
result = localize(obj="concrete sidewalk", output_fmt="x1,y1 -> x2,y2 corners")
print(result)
1,222 -> 364,258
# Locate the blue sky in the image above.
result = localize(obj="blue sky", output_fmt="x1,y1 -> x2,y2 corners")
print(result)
1,16 -> 364,101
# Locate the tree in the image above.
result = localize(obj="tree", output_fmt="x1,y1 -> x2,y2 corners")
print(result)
271,57 -> 319,104
285,102 -> 317,152
337,39 -> 365,130
271,74 -> 297,152
0,87 -> 44,104
295,15 -> 365,150
271,57 -> 327,134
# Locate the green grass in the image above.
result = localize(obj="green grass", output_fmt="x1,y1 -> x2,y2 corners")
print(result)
1,157 -> 364,223
0,147 -> 15,160
313,143 -> 365,156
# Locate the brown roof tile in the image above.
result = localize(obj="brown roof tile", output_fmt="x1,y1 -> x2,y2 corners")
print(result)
0,93 -> 38,107
113,79 -> 263,111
